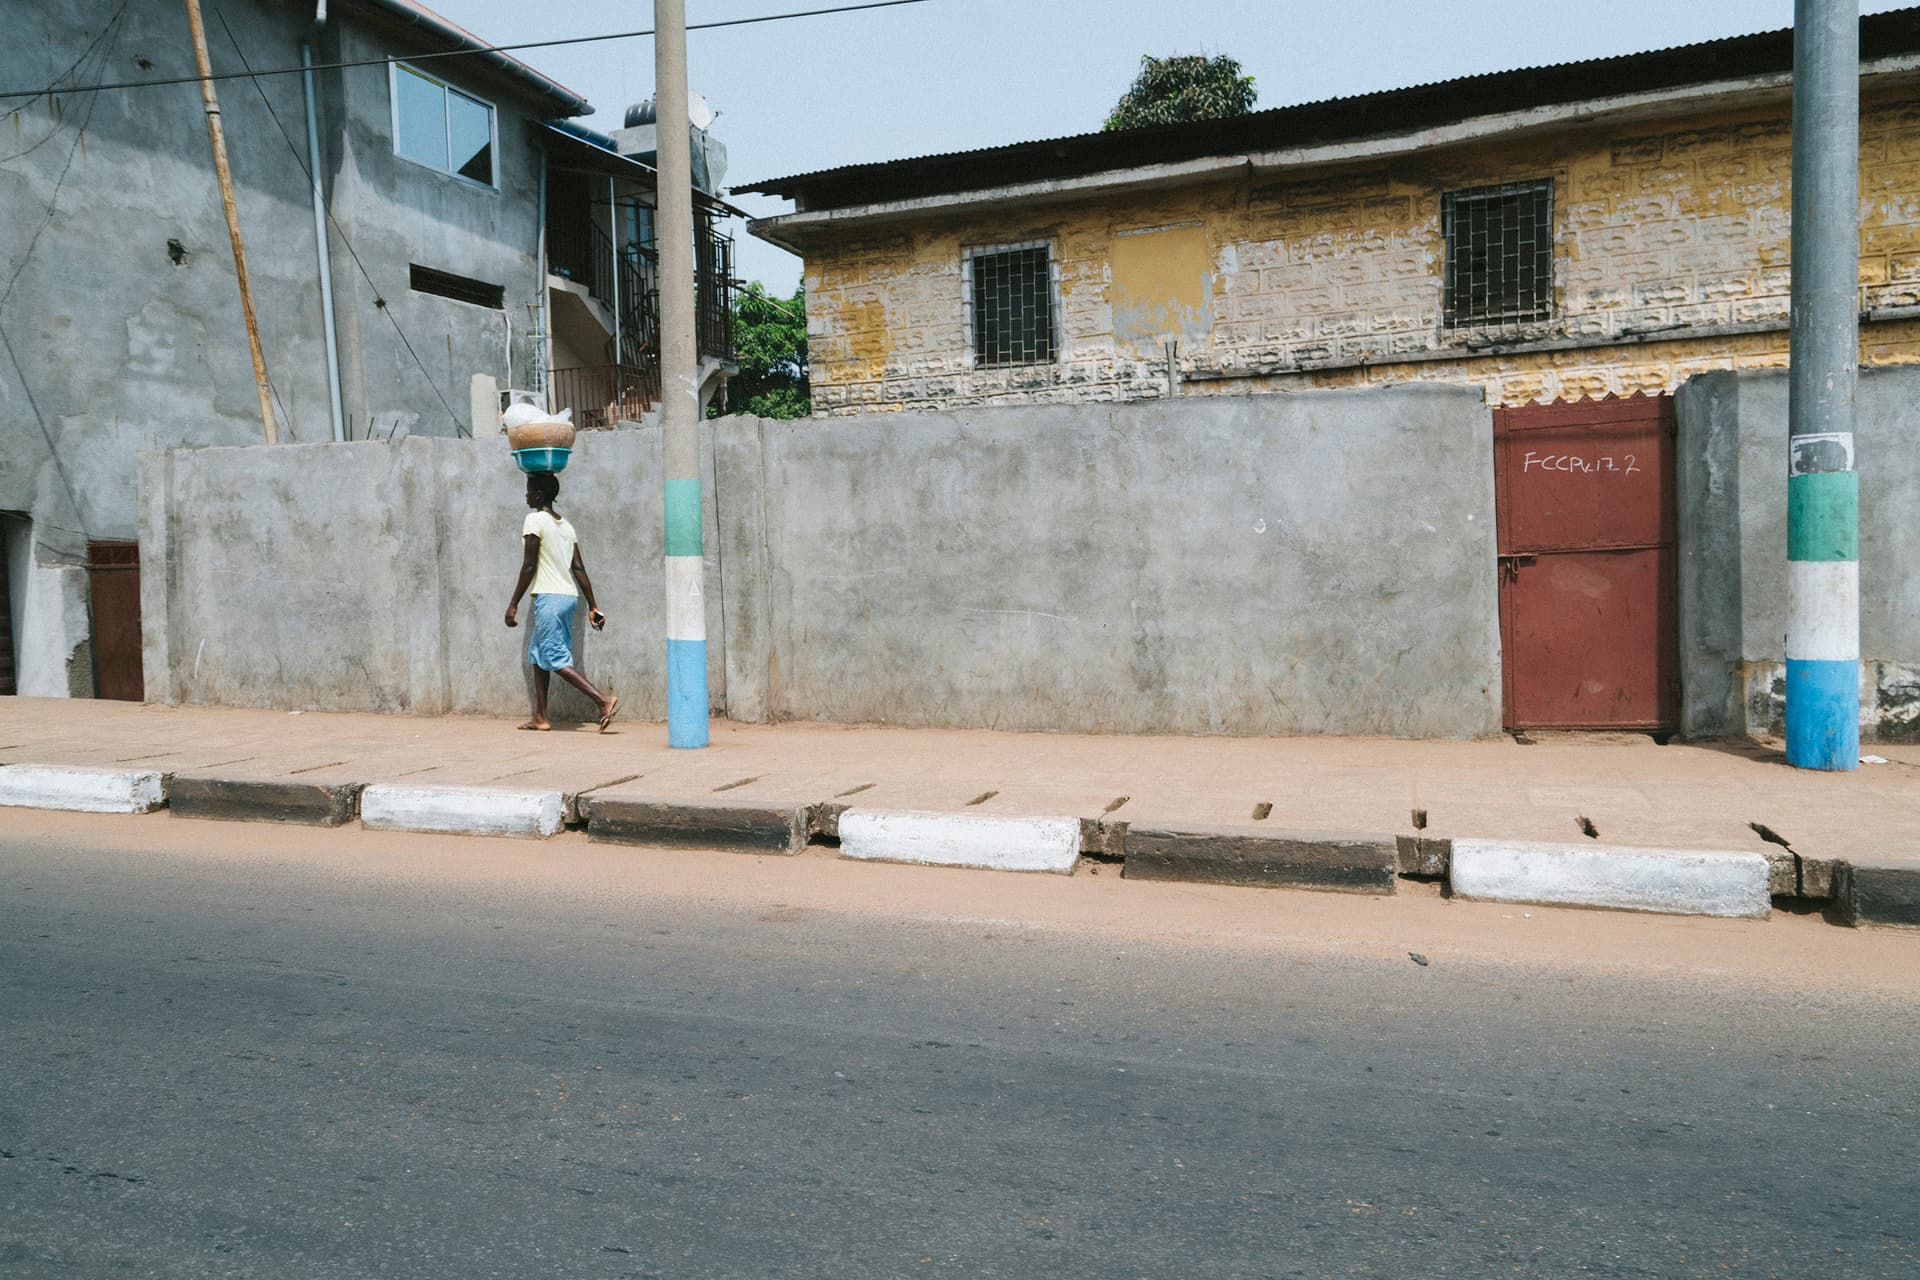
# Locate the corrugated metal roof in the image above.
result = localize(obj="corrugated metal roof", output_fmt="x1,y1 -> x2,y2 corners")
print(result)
738,8 -> 1920,208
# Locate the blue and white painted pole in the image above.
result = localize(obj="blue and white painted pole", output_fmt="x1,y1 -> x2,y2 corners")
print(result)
664,478 -> 708,747
1785,0 -> 1860,771
655,0 -> 707,748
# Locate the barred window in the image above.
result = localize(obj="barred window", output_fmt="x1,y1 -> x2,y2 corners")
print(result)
1442,180 -> 1553,327
967,243 -> 1055,366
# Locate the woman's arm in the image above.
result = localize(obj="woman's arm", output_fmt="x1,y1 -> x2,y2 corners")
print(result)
571,545 -> 605,626
504,533 -> 539,627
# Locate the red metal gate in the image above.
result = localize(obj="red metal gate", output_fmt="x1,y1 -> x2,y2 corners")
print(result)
1493,394 -> 1677,731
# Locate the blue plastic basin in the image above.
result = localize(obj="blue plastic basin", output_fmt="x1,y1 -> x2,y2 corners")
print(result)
512,446 -> 571,474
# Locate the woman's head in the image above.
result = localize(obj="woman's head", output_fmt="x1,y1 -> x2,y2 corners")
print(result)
525,471 -> 560,509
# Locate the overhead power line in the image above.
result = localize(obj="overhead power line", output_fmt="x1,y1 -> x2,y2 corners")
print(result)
0,0 -> 936,101
207,7 -> 468,438
0,3 -> 131,540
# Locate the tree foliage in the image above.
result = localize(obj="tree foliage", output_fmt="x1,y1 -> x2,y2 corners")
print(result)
1103,53 -> 1257,131
716,281 -> 810,419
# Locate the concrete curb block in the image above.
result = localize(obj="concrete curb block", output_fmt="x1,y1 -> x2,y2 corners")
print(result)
1079,817 -> 1129,859
0,765 -> 166,814
1450,839 -> 1772,919
1125,824 -> 1398,893
360,785 -> 565,839
1838,865 -> 1920,929
1759,850 -> 1840,900
170,776 -> 364,827
586,798 -> 809,855
839,809 -> 1081,874
1395,834 -> 1450,878
811,802 -> 848,840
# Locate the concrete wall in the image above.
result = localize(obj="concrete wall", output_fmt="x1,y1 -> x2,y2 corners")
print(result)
3,516 -> 91,698
2,0 -> 556,693
792,92 -> 1920,417
1676,364 -> 1920,742
142,387 -> 1504,738
140,431 -> 725,723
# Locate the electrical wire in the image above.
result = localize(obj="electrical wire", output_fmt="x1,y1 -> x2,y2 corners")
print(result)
0,3 -> 131,163
210,6 -> 467,437
0,1 -> 130,131
0,0 -> 938,101
0,6 -> 131,544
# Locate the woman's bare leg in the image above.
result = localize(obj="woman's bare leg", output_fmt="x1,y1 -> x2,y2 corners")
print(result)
555,665 -> 614,721
519,667 -> 553,730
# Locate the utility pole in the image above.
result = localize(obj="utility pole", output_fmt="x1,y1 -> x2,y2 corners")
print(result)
1785,0 -> 1860,771
656,0 -> 707,748
184,0 -> 277,444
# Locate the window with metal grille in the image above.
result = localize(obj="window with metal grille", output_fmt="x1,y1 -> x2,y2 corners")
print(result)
966,243 -> 1055,366
1442,180 -> 1554,327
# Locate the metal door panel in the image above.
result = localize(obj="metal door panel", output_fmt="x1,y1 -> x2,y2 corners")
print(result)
1493,395 -> 1677,731
86,540 -> 143,702
1499,547 -> 1676,729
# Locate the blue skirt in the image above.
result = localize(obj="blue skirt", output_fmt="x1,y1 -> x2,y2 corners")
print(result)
528,593 -> 577,670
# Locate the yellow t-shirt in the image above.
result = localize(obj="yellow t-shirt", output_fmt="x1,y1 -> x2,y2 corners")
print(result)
522,510 -> 578,597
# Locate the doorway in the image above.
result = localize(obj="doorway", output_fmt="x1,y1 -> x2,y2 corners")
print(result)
86,540 -> 143,702
1492,394 -> 1678,731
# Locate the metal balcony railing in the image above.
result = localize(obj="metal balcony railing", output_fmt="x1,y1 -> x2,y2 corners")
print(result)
697,223 -> 735,361
547,218 -> 617,313
546,217 -> 735,406
547,363 -> 659,431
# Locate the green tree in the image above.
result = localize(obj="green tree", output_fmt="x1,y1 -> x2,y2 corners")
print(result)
715,280 -> 810,419
1103,53 -> 1257,131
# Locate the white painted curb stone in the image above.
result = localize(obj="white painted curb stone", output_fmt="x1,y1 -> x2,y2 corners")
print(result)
360,785 -> 565,839
838,809 -> 1080,874
1450,839 -> 1771,919
0,765 -> 166,814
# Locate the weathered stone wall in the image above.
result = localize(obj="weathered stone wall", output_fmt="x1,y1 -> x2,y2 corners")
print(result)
142,387 -> 1505,739
799,93 -> 1920,415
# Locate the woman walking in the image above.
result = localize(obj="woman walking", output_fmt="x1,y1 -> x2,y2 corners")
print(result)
504,472 -> 620,731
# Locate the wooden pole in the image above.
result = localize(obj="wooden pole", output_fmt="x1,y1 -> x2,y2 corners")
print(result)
184,0 -> 277,444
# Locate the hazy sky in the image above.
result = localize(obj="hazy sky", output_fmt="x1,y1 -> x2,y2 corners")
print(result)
427,0 -> 1914,289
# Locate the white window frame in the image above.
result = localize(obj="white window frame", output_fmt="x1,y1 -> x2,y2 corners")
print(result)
388,60 -> 499,191
961,239 -> 1061,369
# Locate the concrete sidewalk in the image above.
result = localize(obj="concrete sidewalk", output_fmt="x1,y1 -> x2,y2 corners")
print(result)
0,698 -> 1914,925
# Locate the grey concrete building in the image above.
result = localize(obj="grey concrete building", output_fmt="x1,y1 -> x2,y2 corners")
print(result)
2,0 -> 735,701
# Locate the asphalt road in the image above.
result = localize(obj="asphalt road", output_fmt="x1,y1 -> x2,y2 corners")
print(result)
1,815 -> 1915,1279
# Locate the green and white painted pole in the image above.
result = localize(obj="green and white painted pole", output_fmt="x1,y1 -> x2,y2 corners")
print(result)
1785,0 -> 1860,771
655,0 -> 707,748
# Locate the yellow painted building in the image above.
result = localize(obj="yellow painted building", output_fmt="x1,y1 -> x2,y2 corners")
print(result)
744,15 -> 1920,415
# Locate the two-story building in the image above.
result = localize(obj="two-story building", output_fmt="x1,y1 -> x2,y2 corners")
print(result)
743,11 -> 1920,415
2,0 -> 734,702
738,12 -> 1920,742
